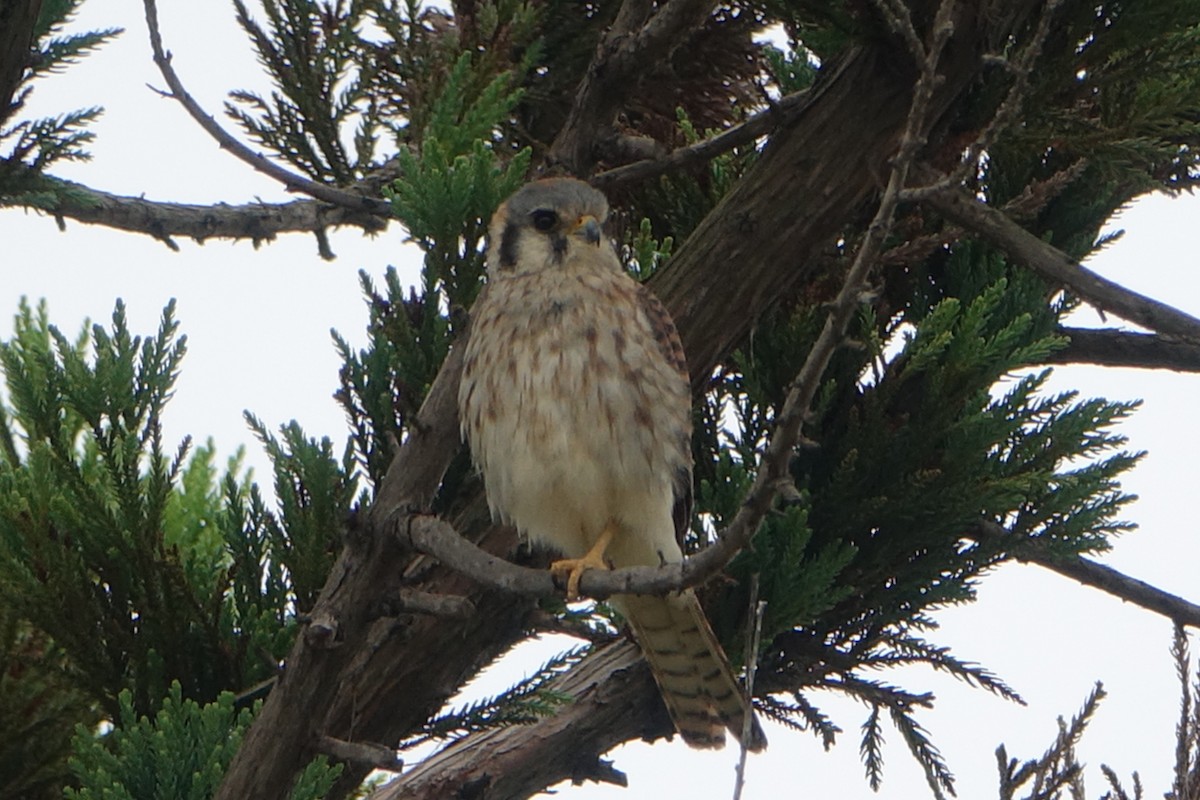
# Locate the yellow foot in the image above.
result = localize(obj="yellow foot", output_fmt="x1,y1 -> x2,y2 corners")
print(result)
551,526 -> 614,600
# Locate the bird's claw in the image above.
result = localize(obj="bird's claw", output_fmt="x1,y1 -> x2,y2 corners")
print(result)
550,551 -> 610,600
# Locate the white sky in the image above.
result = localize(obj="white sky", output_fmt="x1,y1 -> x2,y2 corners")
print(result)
3,3 -> 1200,798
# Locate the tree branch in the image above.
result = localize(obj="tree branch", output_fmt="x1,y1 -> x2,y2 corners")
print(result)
971,520 -> 1200,628
388,588 -> 475,619
1044,327 -> 1200,372
140,0 -> 391,217
317,736 -> 404,772
921,184 -> 1200,343
17,171 -> 385,245
548,0 -> 718,173
592,88 -> 814,190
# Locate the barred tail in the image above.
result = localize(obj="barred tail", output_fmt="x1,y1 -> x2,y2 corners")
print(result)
614,590 -> 767,752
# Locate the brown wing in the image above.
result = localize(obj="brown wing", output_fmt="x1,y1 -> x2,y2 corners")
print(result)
635,281 -> 693,550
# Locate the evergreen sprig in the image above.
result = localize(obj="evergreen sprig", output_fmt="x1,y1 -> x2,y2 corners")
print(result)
996,682 -> 1107,800
244,413 -> 358,612
227,0 -> 376,183
0,0 -> 119,206
696,263 -> 1140,791
64,682 -> 340,800
0,609 -> 97,800
401,646 -> 586,749
336,47 -> 531,498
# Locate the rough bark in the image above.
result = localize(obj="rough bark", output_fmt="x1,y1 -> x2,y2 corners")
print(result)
372,642 -> 673,800
215,4 -> 1049,799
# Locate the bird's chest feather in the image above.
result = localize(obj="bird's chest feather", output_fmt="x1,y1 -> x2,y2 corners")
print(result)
459,269 -> 687,522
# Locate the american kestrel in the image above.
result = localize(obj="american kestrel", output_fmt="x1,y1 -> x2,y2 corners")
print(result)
458,177 -> 766,751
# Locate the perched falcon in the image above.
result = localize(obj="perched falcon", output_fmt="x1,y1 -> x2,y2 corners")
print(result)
458,177 -> 766,752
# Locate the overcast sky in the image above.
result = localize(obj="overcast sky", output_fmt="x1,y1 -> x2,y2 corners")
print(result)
4,3 -> 1200,798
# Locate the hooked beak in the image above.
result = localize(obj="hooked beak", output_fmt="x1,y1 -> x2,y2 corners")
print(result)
573,215 -> 602,245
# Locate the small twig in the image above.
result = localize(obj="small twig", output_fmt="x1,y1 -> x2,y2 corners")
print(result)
317,735 -> 404,772
140,0 -> 390,217
733,576 -> 767,800
592,89 -> 814,190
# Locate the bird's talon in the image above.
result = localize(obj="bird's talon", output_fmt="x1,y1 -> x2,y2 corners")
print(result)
550,552 -> 610,600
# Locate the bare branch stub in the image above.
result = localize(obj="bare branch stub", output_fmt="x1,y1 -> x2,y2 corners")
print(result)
390,588 -> 476,619
318,735 -> 404,772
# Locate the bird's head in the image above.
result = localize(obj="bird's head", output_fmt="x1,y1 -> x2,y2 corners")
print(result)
487,178 -> 612,275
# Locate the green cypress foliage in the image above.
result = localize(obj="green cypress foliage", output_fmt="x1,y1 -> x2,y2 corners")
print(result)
64,683 -> 340,800
0,0 -> 120,208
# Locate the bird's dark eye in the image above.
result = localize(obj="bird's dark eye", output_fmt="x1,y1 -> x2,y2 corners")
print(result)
530,209 -> 558,231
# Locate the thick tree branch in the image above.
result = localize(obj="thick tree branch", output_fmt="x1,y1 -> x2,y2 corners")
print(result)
548,0 -> 718,173
971,521 -> 1200,628
922,185 -> 1200,343
1044,327 -> 1200,372
141,0 -> 390,216
368,642 -> 670,800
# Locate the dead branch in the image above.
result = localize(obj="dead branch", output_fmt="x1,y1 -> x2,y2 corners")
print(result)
709,0 -> 959,588
23,172 -> 385,244
903,0 -> 1063,199
317,735 -> 404,772
389,588 -> 475,619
